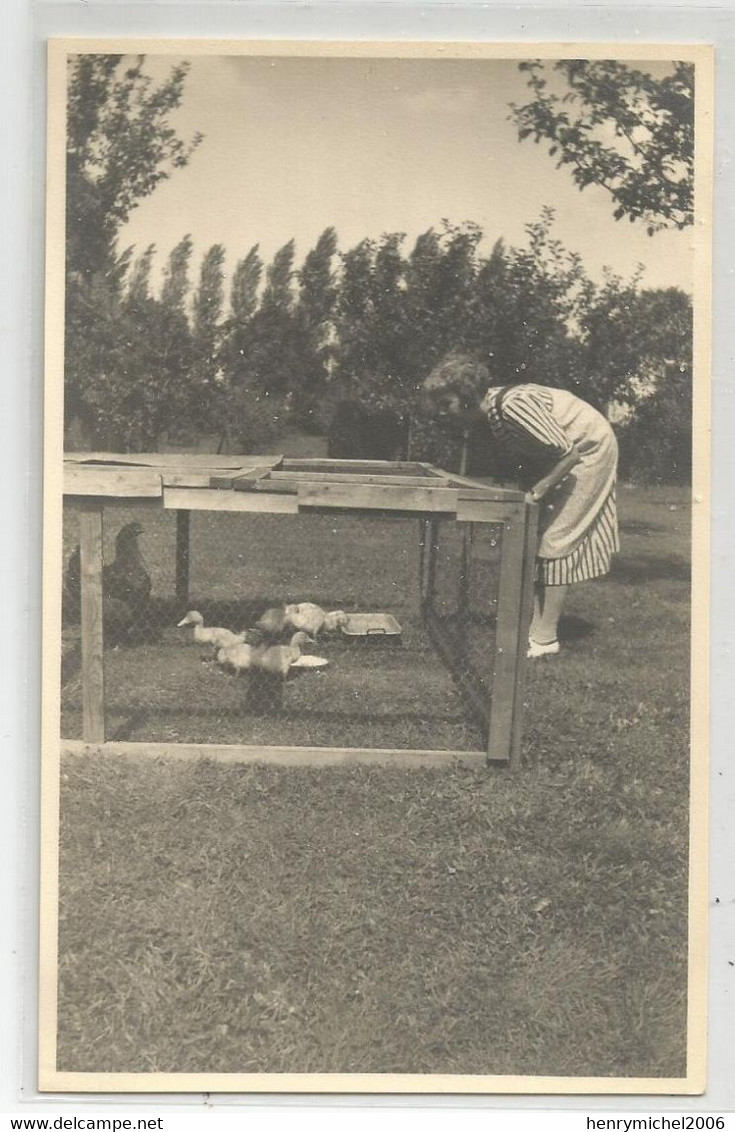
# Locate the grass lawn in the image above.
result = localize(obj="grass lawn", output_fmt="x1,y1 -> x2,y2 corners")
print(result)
56,483 -> 691,1078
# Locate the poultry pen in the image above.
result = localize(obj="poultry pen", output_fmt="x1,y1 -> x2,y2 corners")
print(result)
58,454 -> 538,768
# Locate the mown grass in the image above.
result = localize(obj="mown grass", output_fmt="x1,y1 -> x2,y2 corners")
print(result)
56,484 -> 691,1078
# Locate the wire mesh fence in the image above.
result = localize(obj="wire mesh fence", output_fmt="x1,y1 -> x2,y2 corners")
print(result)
61,499 -> 505,752
420,518 -> 503,732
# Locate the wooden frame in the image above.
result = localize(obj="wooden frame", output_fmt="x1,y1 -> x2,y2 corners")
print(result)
63,455 -> 537,769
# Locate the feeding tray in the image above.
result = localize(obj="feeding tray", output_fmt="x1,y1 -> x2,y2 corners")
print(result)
340,613 -> 403,643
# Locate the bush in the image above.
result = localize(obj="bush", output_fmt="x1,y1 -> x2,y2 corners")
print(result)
227,388 -> 290,454
617,365 -> 692,485
327,401 -> 409,461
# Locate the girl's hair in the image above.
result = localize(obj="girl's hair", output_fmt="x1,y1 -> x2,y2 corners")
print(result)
423,354 -> 492,410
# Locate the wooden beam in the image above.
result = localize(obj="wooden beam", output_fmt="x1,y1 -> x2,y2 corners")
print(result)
162,472 -> 236,489
510,503 -> 539,770
230,469 -> 274,491
61,739 -> 488,770
78,505 -> 105,744
438,468 -> 526,501
487,514 -> 527,764
297,482 -> 459,514
175,510 -> 191,602
282,458 -> 431,475
162,486 -> 299,514
269,470 -> 452,488
65,452 -> 283,468
64,465 -> 163,498
456,499 -> 521,524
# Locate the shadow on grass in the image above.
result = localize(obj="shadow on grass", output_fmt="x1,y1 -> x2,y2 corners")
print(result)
108,704 -> 474,740
558,615 -> 595,643
619,519 -> 667,536
610,554 -> 690,585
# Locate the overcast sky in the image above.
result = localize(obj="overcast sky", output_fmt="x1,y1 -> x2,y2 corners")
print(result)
117,53 -> 694,297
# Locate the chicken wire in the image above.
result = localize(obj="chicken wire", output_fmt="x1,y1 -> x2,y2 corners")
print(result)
61,500 -> 504,752
419,518 -> 503,731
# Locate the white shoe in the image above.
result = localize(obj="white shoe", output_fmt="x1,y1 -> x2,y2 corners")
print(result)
527,637 -> 560,658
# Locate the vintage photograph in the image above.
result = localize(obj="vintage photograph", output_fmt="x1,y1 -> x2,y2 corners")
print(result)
41,40 -> 711,1092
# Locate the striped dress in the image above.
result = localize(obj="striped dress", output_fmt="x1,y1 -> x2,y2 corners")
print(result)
480,384 -> 620,585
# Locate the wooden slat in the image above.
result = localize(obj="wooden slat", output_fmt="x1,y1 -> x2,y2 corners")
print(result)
252,478 -> 300,495
297,482 -> 459,514
65,452 -> 283,468
270,470 -> 452,488
61,739 -> 488,770
445,471 -> 526,502
64,464 -> 163,498
510,502 -> 539,769
161,468 -> 259,488
456,499 -> 520,524
487,514 -> 527,763
230,468 -> 274,491
78,505 -> 105,744
162,486 -> 299,514
161,473 -> 221,488
282,458 -> 431,475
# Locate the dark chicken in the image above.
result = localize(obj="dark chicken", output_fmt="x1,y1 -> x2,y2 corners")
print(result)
63,522 -> 155,643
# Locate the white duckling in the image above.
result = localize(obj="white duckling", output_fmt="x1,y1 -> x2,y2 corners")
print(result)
216,640 -> 255,675
284,602 -> 328,636
177,610 -> 245,650
254,606 -> 288,636
251,631 -> 325,678
322,610 -> 348,633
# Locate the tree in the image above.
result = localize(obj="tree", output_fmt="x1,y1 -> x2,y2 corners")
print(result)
133,236 -> 196,449
191,243 -> 226,423
65,54 -> 201,448
66,54 -> 202,282
509,60 -> 694,233
293,227 -> 339,426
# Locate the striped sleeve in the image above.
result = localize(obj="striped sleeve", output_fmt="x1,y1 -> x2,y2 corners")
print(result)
500,389 -> 573,458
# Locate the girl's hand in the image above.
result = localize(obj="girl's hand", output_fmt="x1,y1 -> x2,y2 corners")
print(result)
527,444 -> 582,503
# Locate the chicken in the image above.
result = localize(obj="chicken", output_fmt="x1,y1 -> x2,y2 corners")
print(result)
62,522 -> 155,644
62,545 -> 82,622
103,522 -> 152,609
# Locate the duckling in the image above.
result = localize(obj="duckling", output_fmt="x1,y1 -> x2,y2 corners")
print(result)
254,606 -> 287,636
284,602 -> 328,636
251,631 -> 316,678
177,610 -> 245,650
322,610 -> 348,633
216,640 -> 255,675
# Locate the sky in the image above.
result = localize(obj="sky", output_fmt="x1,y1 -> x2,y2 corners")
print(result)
116,53 -> 695,298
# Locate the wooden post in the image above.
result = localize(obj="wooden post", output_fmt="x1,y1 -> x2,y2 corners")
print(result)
510,502 -> 539,769
79,503 -> 105,744
175,510 -> 191,603
487,511 -> 527,764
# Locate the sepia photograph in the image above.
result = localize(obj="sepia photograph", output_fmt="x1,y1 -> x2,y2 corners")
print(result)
41,39 -> 711,1093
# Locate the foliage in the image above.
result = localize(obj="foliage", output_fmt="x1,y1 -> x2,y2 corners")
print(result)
65,54 -> 202,449
293,227 -> 339,428
509,60 -> 694,233
618,361 -> 692,485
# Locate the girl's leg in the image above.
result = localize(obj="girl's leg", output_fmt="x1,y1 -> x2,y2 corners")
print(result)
529,581 -> 568,644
